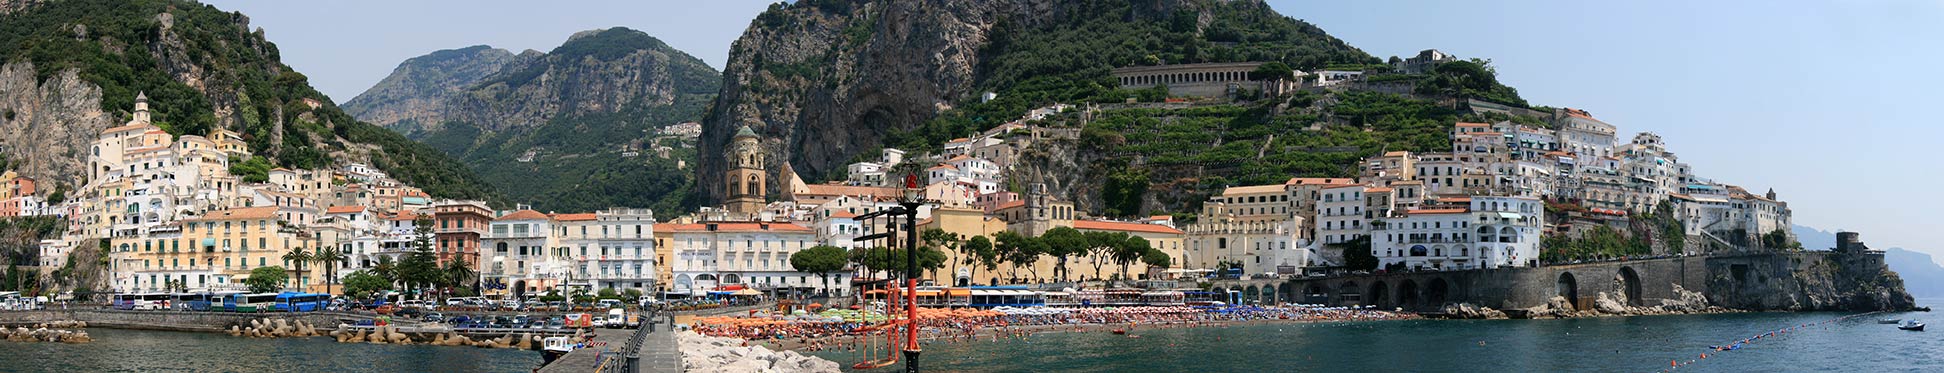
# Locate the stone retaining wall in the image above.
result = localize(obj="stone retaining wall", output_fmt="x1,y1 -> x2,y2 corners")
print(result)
0,310 -> 355,332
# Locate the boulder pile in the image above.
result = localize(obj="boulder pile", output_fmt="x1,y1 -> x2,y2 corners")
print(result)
325,325 -> 540,349
1438,303 -> 1507,319
678,331 -> 840,373
1,327 -> 92,343
227,318 -> 324,338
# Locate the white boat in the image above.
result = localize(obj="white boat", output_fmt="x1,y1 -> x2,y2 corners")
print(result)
1879,318 -> 1902,324
541,336 -> 576,363
1898,320 -> 1925,331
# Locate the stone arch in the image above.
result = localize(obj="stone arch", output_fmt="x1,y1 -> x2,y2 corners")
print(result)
676,274 -> 693,290
722,274 -> 741,284
1369,281 -> 1391,309
1426,277 -> 1451,307
1278,283 -> 1296,304
1556,272 -> 1579,310
1306,284 -> 1327,304
1398,279 -> 1422,310
1337,281 -> 1362,306
1617,266 -> 1643,307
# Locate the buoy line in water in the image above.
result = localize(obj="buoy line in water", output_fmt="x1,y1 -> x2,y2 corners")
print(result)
1652,311 -> 1882,372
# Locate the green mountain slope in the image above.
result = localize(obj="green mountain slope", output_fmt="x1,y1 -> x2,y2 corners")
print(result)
700,0 -> 1523,217
0,0 -> 499,201
346,28 -> 719,213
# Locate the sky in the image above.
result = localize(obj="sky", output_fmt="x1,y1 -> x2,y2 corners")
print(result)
206,0 -> 1940,261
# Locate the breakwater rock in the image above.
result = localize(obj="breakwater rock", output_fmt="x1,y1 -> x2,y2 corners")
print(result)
678,331 -> 840,373
325,325 -> 541,349
2,326 -> 92,343
225,318 -> 325,338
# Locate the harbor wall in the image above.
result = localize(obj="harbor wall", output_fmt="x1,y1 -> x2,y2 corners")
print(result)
0,309 -> 356,332
1209,251 -> 1912,314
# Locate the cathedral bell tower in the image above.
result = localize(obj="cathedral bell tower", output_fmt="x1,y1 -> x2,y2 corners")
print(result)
725,125 -> 767,214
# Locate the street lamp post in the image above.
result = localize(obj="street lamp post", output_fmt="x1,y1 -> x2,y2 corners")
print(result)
899,174 -> 923,373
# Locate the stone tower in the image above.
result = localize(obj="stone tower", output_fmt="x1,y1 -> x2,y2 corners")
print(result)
133,91 -> 151,124
724,125 -> 766,214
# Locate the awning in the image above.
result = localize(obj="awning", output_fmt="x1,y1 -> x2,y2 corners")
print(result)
731,289 -> 762,296
915,290 -> 942,297
944,288 -> 970,297
1496,212 -> 1522,219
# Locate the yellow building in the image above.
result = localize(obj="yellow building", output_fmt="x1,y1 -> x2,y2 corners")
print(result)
114,206 -> 320,292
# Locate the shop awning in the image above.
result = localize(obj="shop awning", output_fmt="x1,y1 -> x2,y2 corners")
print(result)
944,288 -> 970,297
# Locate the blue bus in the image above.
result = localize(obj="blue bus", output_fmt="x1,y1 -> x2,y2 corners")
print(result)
193,291 -> 245,311
274,293 -> 330,312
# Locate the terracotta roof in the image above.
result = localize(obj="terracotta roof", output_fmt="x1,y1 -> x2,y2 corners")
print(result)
1364,187 -> 1393,193
1286,177 -> 1357,186
947,154 -> 973,162
948,138 -> 971,143
1148,215 -> 1172,221
829,211 -> 858,219
928,164 -> 958,171
798,184 -> 900,198
325,206 -> 366,214
993,200 -> 1026,211
659,222 -> 813,233
1390,180 -> 1424,185
496,209 -> 551,221
552,213 -> 598,221
1221,184 -> 1285,196
388,211 -> 420,221
1454,122 -> 1491,128
194,206 -> 279,221
1383,151 -> 1409,157
102,123 -> 157,134
1407,208 -> 1469,215
143,129 -> 167,135
1073,220 -> 1184,235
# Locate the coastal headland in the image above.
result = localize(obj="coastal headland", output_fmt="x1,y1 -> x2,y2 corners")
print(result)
1208,250 -> 1914,318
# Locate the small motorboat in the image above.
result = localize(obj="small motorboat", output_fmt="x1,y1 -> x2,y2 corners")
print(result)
1898,320 -> 1925,331
541,336 -> 576,363
1878,318 -> 1902,324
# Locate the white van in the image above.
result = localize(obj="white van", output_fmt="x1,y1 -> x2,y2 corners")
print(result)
605,308 -> 626,329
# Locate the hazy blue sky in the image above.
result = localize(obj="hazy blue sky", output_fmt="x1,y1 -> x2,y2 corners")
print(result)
206,0 -> 1940,261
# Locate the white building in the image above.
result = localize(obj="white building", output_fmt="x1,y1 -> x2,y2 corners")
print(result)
664,220 -> 840,298
1314,184 -> 1367,245
557,208 -> 658,293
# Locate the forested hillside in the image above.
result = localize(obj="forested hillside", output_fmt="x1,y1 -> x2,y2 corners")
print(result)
0,0 -> 499,200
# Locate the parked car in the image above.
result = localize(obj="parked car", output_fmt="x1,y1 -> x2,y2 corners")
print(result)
396,307 -> 422,318
447,315 -> 473,325
546,316 -> 565,329
492,316 -> 513,328
422,312 -> 444,323
510,315 -> 530,329
374,304 -> 401,315
445,298 -> 466,307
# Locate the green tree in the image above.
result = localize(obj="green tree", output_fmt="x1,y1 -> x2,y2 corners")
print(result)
281,247 -> 312,290
397,217 -> 441,300
341,270 -> 391,299
1336,236 -> 1378,271
917,245 -> 949,281
442,259 -> 476,295
791,245 -> 849,294
311,247 -> 345,295
597,287 -> 620,300
1040,227 -> 1088,282
371,255 -> 398,287
245,266 -> 288,294
920,229 -> 963,283
1762,228 -> 1802,251
1249,61 -> 1295,81
623,288 -> 644,302
1080,230 -> 1126,281
1114,235 -> 1153,280
995,231 -> 1044,282
961,236 -> 996,286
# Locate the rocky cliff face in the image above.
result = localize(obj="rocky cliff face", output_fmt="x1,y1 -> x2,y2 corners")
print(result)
340,45 -> 517,135
699,0 -> 1055,203
343,27 -> 719,212
0,0 -> 500,200
1707,252 -> 1915,312
346,27 -> 720,136
0,63 -> 112,187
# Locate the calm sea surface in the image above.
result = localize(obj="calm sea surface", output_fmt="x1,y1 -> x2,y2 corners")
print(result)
812,299 -> 1944,373
3,300 -> 1938,373
0,327 -> 542,372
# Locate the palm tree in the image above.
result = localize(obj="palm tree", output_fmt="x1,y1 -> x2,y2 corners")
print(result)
282,247 -> 312,291
442,260 -> 476,296
311,248 -> 346,296
372,256 -> 398,290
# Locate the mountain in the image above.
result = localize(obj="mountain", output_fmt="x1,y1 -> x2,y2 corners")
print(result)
1792,224 -> 1840,250
1886,248 -> 1944,298
345,27 -> 720,213
0,0 -> 498,201
340,45 -> 518,135
699,0 -> 1502,215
